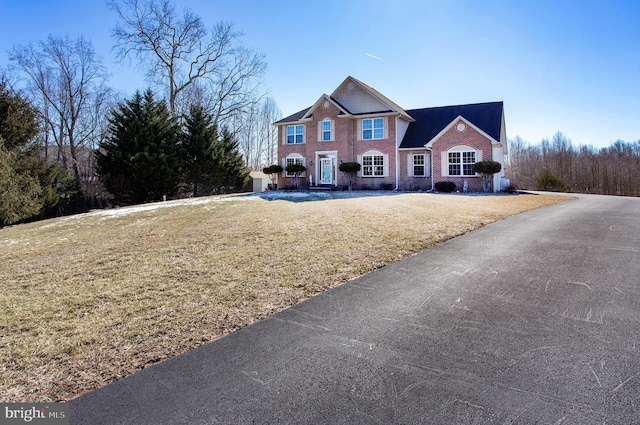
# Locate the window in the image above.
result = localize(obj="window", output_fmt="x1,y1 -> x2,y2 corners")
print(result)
286,125 -> 304,144
413,154 -> 425,176
362,154 -> 384,176
362,118 -> 384,140
448,151 -> 476,176
285,156 -> 305,177
322,119 -> 332,141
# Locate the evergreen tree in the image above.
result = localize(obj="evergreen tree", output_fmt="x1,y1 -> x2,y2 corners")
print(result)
211,127 -> 249,193
181,105 -> 248,195
182,104 -> 218,196
96,90 -> 182,204
0,81 -> 66,225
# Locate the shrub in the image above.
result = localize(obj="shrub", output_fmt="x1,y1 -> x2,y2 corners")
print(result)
535,170 -> 566,191
435,181 -> 456,192
262,164 -> 283,175
338,162 -> 361,173
285,163 -> 306,174
339,162 -> 360,190
473,160 -> 502,192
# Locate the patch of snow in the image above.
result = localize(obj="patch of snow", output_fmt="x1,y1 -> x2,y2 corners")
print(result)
89,194 -> 260,219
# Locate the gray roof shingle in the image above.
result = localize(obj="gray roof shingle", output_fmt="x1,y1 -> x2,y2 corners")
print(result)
400,102 -> 503,149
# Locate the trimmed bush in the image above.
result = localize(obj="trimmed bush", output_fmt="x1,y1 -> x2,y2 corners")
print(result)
262,164 -> 283,175
338,162 -> 361,173
435,181 -> 456,192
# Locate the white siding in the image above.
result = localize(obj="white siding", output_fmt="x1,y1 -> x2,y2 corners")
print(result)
333,84 -> 388,114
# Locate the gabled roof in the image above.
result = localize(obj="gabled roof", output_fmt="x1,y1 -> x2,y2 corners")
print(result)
274,107 -> 309,124
275,76 -> 416,125
302,94 -> 351,120
400,102 -> 503,149
332,76 -> 414,122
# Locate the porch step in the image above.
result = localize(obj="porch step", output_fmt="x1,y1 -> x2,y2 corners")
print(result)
309,185 -> 335,191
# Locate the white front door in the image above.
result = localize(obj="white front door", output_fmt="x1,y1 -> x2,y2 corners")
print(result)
320,158 -> 333,185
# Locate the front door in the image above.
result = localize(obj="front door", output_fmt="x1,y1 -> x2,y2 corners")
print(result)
320,158 -> 333,185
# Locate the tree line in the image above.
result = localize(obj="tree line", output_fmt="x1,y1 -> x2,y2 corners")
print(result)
507,132 -> 640,197
0,0 -> 280,225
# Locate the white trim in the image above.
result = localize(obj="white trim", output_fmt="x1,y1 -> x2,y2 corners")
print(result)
330,77 -> 415,122
443,148 -> 478,177
424,116 -> 500,148
360,149 -> 388,178
319,118 -> 334,142
361,117 -> 386,140
285,124 -> 305,145
315,150 -> 338,185
302,94 -> 351,119
284,153 -> 306,177
409,153 -> 427,177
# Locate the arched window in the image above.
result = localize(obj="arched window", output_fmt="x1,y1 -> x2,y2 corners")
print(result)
284,153 -> 306,177
442,145 -> 480,177
357,149 -> 389,177
321,118 -> 333,141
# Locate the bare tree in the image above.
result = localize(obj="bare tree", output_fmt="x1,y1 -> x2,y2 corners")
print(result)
9,35 -> 112,195
506,135 -> 640,197
109,0 -> 266,122
234,96 -> 281,169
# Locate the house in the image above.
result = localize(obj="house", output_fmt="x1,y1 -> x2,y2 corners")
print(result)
274,76 -> 508,192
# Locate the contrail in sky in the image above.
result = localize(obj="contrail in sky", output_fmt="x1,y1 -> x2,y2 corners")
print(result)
365,53 -> 385,61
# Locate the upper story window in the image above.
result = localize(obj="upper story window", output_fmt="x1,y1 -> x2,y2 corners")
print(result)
287,125 -> 304,144
362,118 -> 384,140
322,119 -> 332,141
448,151 -> 476,176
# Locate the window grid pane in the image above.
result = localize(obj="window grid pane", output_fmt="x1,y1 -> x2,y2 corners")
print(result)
373,155 -> 384,176
362,118 -> 384,140
414,154 -> 425,176
287,125 -> 304,144
285,157 -> 304,176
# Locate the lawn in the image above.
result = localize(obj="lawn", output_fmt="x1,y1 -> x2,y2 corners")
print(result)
0,191 -> 569,402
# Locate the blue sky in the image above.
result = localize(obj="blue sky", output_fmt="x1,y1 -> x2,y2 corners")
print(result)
1,0 -> 639,148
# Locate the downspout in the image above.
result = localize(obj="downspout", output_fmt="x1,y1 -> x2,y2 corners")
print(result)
394,115 -> 400,190
428,146 -> 434,191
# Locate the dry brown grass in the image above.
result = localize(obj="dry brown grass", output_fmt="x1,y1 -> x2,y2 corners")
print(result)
0,192 -> 569,402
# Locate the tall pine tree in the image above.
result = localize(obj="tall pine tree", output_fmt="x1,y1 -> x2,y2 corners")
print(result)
214,127 -> 249,192
182,105 -> 248,195
97,90 -> 182,204
0,81 -> 66,225
182,104 -> 218,196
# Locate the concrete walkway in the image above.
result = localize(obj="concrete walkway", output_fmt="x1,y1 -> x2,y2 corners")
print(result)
70,193 -> 640,424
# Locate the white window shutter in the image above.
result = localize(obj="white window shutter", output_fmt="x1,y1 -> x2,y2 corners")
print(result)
407,154 -> 414,177
383,117 -> 388,139
330,119 -> 335,141
357,120 -> 362,141
302,125 -> 305,143
441,151 -> 448,177
383,154 -> 389,177
356,155 -> 362,176
476,150 -> 483,162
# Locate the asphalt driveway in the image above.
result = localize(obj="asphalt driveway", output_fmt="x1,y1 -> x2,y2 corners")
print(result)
70,193 -> 640,424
